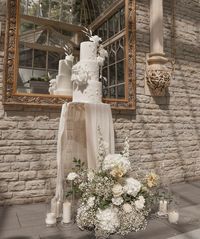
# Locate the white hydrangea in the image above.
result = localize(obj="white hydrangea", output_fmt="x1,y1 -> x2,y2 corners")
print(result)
102,154 -> 131,174
112,196 -> 124,206
96,207 -> 120,233
87,196 -> 95,208
123,177 -> 141,197
67,172 -> 79,181
135,196 -> 145,210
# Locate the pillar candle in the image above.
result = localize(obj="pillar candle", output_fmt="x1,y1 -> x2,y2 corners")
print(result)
158,200 -> 168,215
45,212 -> 56,226
168,210 -> 179,224
62,201 -> 71,224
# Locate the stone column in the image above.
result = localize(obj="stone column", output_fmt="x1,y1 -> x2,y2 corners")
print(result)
146,0 -> 171,96
150,0 -> 163,54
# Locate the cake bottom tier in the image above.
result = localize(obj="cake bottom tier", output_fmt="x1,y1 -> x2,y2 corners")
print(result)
72,80 -> 102,103
54,89 -> 72,96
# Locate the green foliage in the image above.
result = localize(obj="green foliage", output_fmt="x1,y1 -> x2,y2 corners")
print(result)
72,158 -> 85,172
29,75 -> 50,82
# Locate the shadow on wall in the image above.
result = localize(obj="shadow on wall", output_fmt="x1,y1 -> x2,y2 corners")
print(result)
1,104 -> 61,204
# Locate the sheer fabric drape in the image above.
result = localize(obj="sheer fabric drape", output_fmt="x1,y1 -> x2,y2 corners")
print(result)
53,102 -> 115,214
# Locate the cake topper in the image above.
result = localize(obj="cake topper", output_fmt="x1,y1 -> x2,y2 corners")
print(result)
82,27 -> 102,45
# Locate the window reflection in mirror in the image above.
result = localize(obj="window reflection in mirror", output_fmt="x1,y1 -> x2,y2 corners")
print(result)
17,0 -> 125,99
93,3 -> 126,100
17,0 -> 82,95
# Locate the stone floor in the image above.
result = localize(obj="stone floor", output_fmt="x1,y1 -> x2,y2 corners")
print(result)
1,181 -> 200,239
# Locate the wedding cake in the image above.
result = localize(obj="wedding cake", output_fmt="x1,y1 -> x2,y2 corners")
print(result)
71,36 -> 107,103
49,54 -> 74,96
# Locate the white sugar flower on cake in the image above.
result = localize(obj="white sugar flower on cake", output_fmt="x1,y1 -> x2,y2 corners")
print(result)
89,35 -> 102,45
65,54 -> 74,62
82,27 -> 102,45
98,45 -> 108,58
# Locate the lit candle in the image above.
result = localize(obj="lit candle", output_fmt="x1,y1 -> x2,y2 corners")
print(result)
45,212 -> 56,226
168,210 -> 179,224
62,201 -> 72,224
158,200 -> 168,216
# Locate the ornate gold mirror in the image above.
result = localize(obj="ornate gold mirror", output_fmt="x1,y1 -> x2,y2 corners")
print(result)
3,0 -> 136,109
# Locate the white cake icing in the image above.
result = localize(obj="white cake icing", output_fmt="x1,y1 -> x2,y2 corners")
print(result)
71,41 -> 104,103
80,42 -> 97,61
73,80 -> 102,103
49,55 -> 74,96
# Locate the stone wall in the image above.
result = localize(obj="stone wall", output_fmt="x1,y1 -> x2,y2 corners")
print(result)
0,0 -> 200,205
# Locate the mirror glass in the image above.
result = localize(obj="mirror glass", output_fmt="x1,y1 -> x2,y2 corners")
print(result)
4,0 -> 135,109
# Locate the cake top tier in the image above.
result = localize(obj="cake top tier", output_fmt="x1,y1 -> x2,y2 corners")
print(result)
80,41 -> 97,62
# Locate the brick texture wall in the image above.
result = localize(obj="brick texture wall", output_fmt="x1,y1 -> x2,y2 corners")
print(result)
0,0 -> 200,205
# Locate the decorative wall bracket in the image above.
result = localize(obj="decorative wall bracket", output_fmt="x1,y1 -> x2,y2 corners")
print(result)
145,53 -> 172,96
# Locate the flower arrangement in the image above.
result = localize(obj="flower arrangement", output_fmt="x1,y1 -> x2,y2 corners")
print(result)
66,136 -> 159,238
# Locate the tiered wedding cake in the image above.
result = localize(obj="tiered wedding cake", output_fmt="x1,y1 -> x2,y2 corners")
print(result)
49,54 -> 74,96
71,36 -> 107,103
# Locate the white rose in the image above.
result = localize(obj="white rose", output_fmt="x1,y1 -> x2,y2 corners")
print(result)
123,177 -> 141,197
135,196 -> 145,210
97,56 -> 105,66
122,203 -> 133,213
112,196 -> 123,206
112,184 -> 123,197
67,172 -> 79,181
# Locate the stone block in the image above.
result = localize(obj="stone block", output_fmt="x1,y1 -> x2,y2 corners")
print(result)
37,170 -> 57,179
30,161 -> 50,171
13,189 -> 52,198
0,172 -> 18,181
4,155 -> 16,162
0,147 -> 20,155
26,180 -> 45,190
0,192 -> 13,200
18,121 -> 37,129
8,181 -> 25,191
0,183 -> 8,192
2,130 -> 56,140
11,162 -> 30,172
19,171 -> 37,181
0,121 -> 18,129
16,154 -> 40,162
0,163 -> 10,172
20,145 -> 56,154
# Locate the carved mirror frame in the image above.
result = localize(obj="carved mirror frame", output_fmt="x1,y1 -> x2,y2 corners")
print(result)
3,0 -> 136,110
